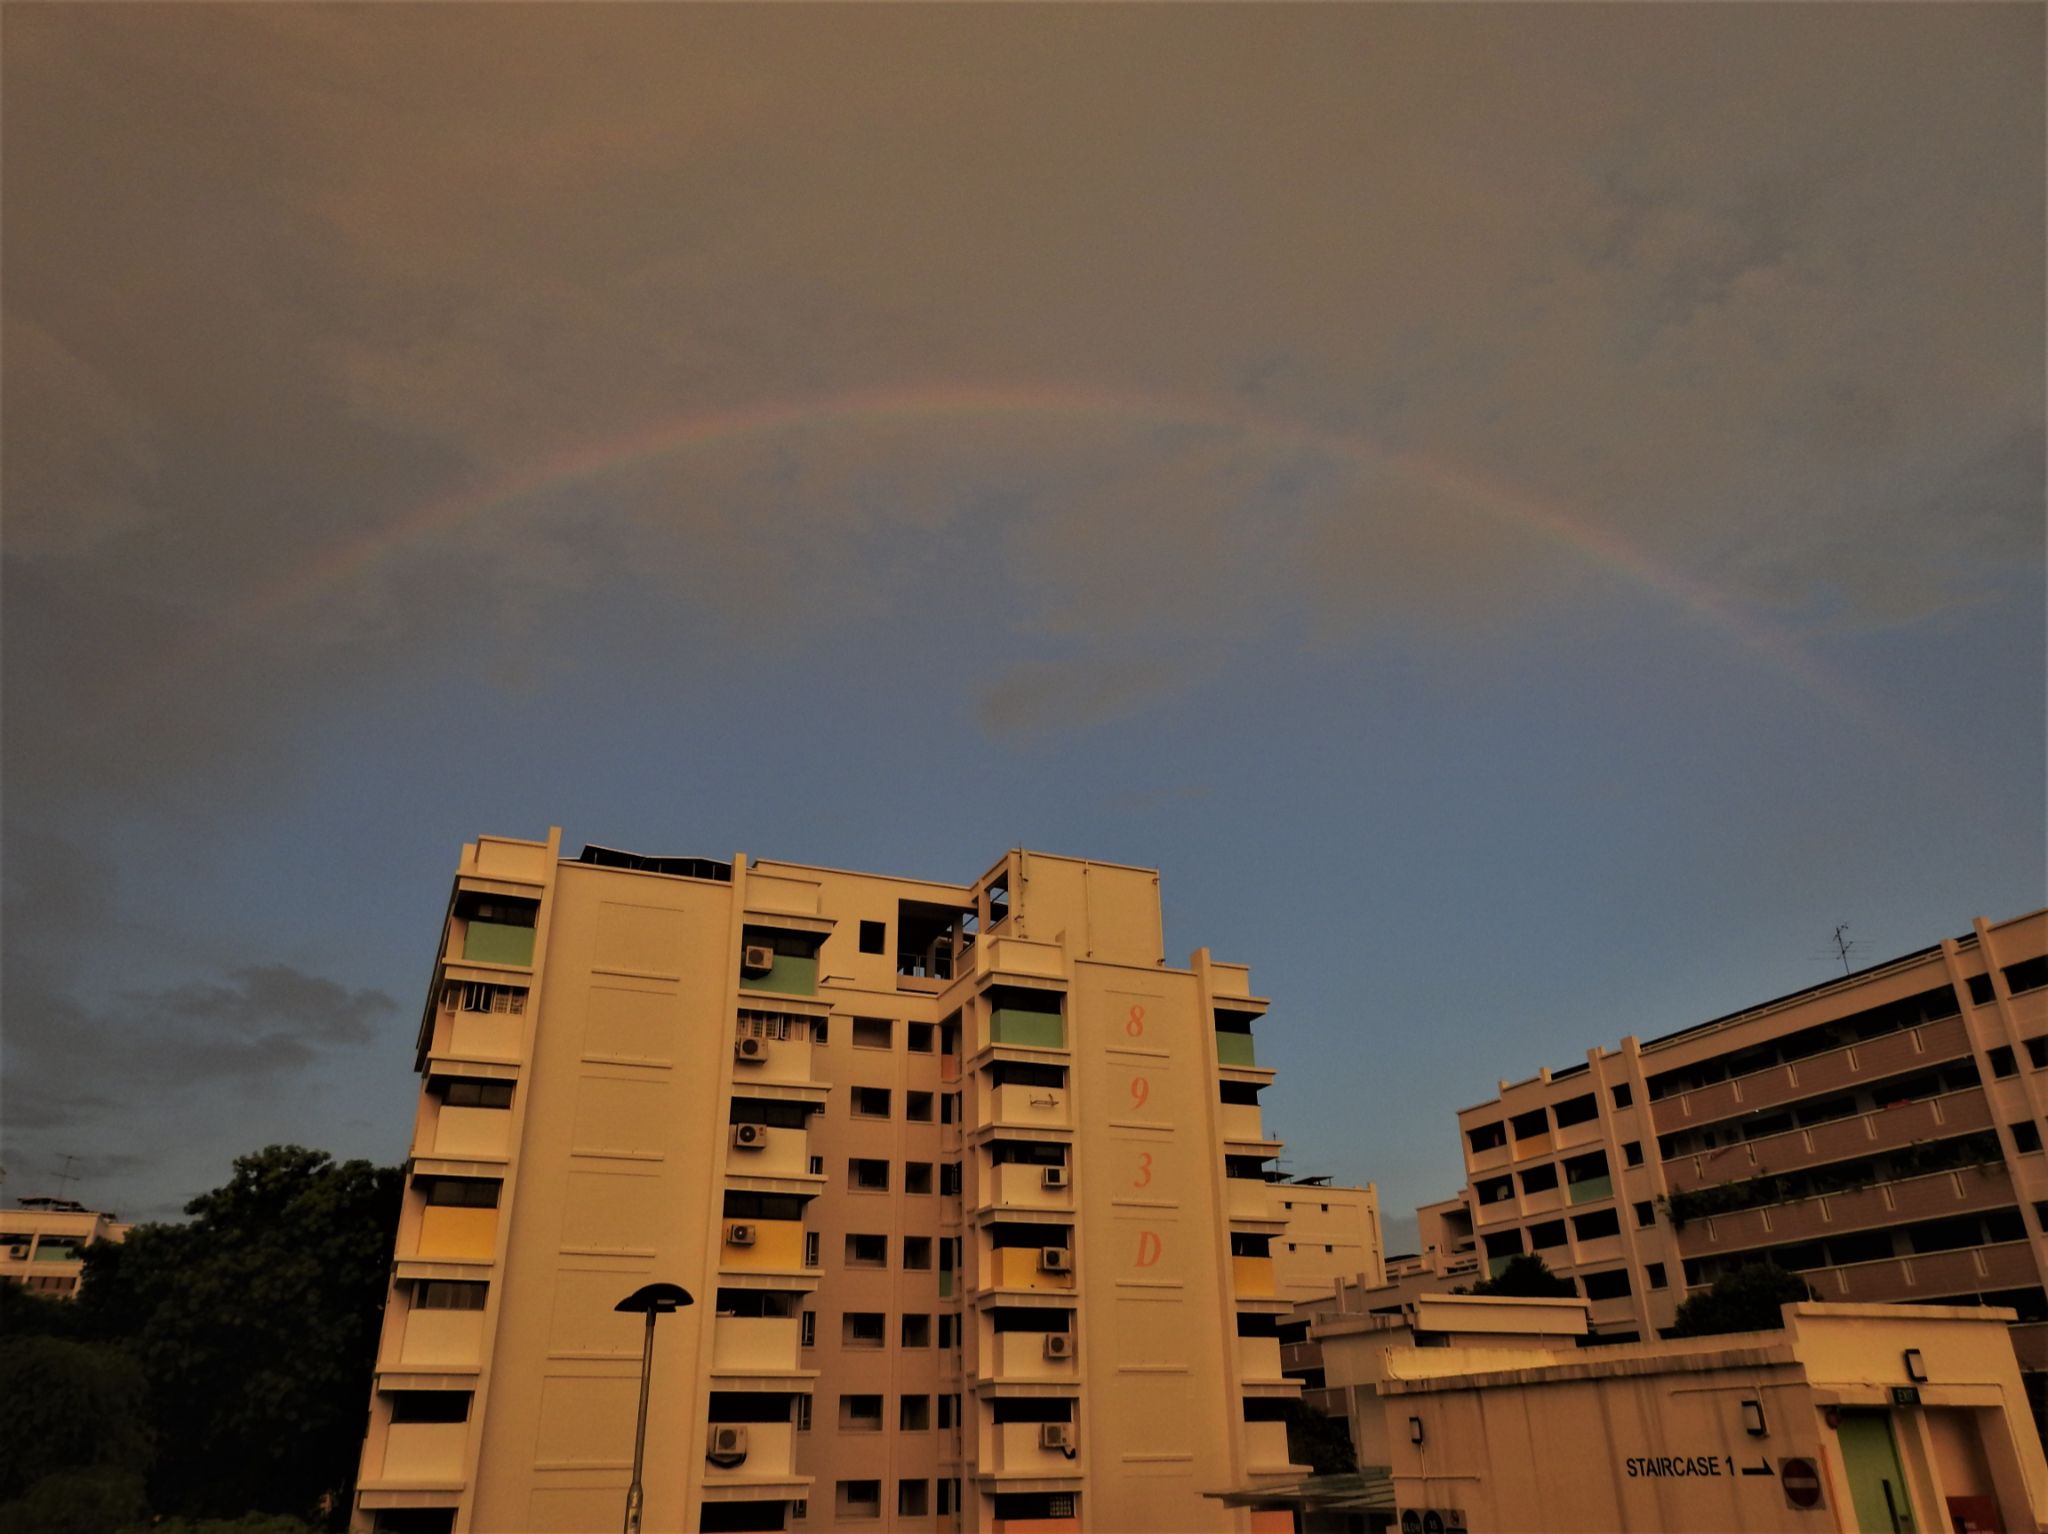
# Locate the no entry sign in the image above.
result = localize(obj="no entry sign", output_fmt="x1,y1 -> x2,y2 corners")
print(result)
1780,1457 -> 1824,1509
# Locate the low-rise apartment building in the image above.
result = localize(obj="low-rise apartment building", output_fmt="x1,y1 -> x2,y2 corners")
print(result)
0,1197 -> 130,1298
353,829 -> 1374,1534
1351,908 -> 2048,1442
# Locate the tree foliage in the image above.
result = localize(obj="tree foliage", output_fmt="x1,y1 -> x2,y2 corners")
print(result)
1284,1402 -> 1359,1475
1469,1253 -> 1577,1298
1667,1263 -> 1815,1338
76,1146 -> 403,1524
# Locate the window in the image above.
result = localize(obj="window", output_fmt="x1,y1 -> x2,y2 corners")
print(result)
904,1162 -> 934,1195
1623,1141 -> 1644,1167
847,1233 -> 888,1267
1572,1208 -> 1621,1240
791,1500 -> 807,1523
804,1232 -> 820,1267
899,1395 -> 932,1431
420,1177 -> 499,1208
809,1155 -> 825,1176
902,1313 -> 931,1347
908,1022 -> 934,1053
940,1162 -> 962,1196
853,1087 -> 892,1118
937,1314 -> 958,1349
442,1080 -> 514,1108
2013,1120 -> 2044,1154
941,1092 -> 960,1125
1612,1083 -> 1633,1110
796,1395 -> 812,1431
389,1391 -> 471,1423
415,1280 -> 488,1310
801,1311 -> 816,1347
1634,1201 -> 1656,1229
1989,1046 -> 2018,1079
1476,1176 -> 1514,1205
853,1018 -> 893,1050
1553,1094 -> 1597,1129
859,920 -> 886,955
844,1312 -> 885,1347
898,1480 -> 930,1517
1466,1121 -> 1507,1153
836,1482 -> 880,1521
447,981 -> 527,1014
849,1159 -> 890,1192
903,1236 -> 933,1270
1511,1108 -> 1550,1140
906,1091 -> 934,1122
937,1395 -> 956,1429
2027,1036 -> 2047,1070
840,1395 -> 883,1431
1528,1220 -> 1567,1250
1646,1263 -> 1668,1290
813,1019 -> 828,1045
1519,1164 -> 1559,1194
2008,956 -> 2048,995
1581,1268 -> 1633,1301
937,1481 -> 954,1517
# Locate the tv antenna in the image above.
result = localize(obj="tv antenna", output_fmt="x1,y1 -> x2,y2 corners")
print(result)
1828,925 -> 1858,976
54,1154 -> 80,1203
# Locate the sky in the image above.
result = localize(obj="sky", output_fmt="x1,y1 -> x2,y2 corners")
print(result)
3,5 -> 2042,1247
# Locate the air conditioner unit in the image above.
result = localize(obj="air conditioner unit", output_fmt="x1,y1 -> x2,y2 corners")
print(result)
6,1245 -> 27,1260
1038,1423 -> 1073,1451
1043,1333 -> 1073,1359
735,1036 -> 768,1062
731,1123 -> 766,1149
741,944 -> 776,973
728,1223 -> 757,1247
1038,1246 -> 1072,1273
708,1424 -> 750,1456
1041,1166 -> 1069,1188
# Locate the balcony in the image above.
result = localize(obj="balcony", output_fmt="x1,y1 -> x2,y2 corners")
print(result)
737,953 -> 817,998
1772,1240 -> 2040,1305
1574,1234 -> 1624,1266
729,1036 -> 816,1086
1232,1256 -> 1277,1298
1567,1174 -> 1613,1205
461,921 -> 534,968
382,1421 -> 467,1481
984,1331 -> 1078,1382
702,1421 -> 797,1486
724,1125 -> 814,1181
427,1107 -> 510,1161
443,1009 -> 522,1061
1216,1032 -> 1257,1068
1651,1014 -> 1974,1134
1662,1088 -> 1994,1194
991,1009 -> 1065,1050
964,935 -> 1067,983
986,1247 -> 1075,1294
1242,1419 -> 1295,1473
399,1309 -> 485,1368
415,1208 -> 497,1262
1238,1336 -> 1285,1382
1676,1163 -> 2019,1258
982,1083 -> 1071,1133
720,1219 -> 807,1274
1220,1104 -> 1269,1144
712,1316 -> 802,1374
984,1421 -> 1080,1477
984,1164 -> 1072,1212
1227,1179 -> 1277,1223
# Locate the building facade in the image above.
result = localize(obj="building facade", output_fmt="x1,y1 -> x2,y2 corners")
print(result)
0,1197 -> 130,1298
354,830 -> 1373,1534
1355,908 -> 2048,1437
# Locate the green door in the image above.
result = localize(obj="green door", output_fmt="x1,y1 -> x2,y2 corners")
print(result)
1838,1411 -> 1914,1534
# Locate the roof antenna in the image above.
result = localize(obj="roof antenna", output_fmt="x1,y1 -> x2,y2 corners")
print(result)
53,1154 -> 80,1204
1830,924 -> 1857,976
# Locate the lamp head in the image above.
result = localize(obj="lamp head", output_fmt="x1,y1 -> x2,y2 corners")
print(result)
615,1282 -> 694,1314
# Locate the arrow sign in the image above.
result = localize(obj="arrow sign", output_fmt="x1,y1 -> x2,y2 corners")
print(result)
1741,1457 -> 1776,1477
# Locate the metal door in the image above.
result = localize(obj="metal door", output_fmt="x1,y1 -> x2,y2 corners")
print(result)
1838,1410 -> 1915,1534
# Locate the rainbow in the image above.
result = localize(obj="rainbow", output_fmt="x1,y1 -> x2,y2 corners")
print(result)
141,381 -> 1919,758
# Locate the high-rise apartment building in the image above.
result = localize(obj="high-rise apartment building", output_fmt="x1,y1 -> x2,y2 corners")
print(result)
0,1197 -> 130,1298
1354,908 -> 2048,1437
353,829 -> 1375,1534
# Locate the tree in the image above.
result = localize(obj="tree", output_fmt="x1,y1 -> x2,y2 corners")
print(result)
1283,1402 -> 1358,1475
80,1146 -> 403,1525
1667,1263 -> 1815,1338
1469,1253 -> 1577,1298
0,1335 -> 153,1503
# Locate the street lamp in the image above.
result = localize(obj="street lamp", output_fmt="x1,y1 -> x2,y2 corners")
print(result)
615,1281 -> 694,1534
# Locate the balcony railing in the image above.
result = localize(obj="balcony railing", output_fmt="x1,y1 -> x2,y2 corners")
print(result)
711,1315 -> 802,1374
720,1219 -> 807,1273
702,1420 -> 797,1483
1733,1239 -> 2040,1306
738,953 -> 817,997
985,1420 -> 1080,1477
980,1083 -> 1071,1133
1238,1335 -> 1285,1381
983,1331 -> 1078,1382
982,1164 -> 1072,1212
415,1208 -> 497,1262
1662,1088 -> 1993,1194
1216,1032 -> 1257,1068
398,1308 -> 485,1368
1675,1163 -> 2018,1258
985,1247 -> 1075,1294
990,1009 -> 1065,1049
1650,1013 -> 1975,1134
382,1421 -> 467,1482
1232,1255 -> 1277,1298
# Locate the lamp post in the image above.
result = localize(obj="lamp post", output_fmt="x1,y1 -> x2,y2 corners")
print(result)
614,1282 -> 693,1534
